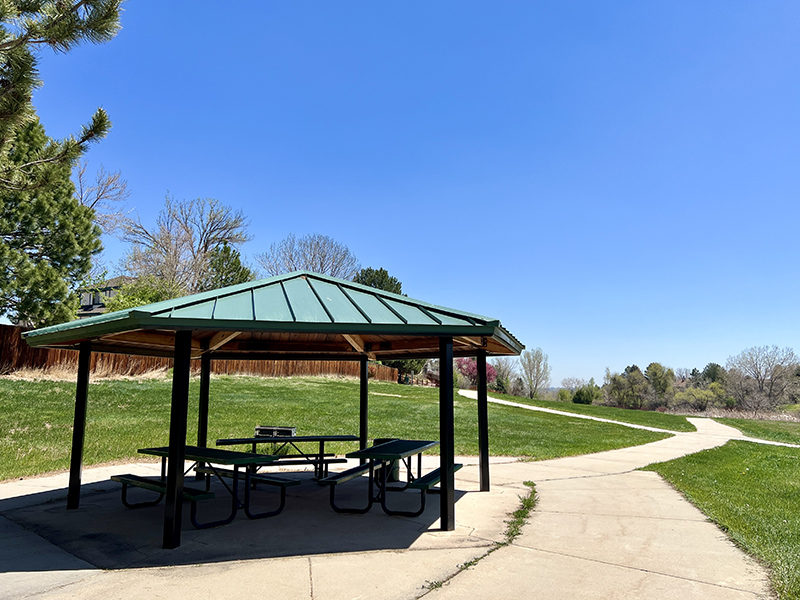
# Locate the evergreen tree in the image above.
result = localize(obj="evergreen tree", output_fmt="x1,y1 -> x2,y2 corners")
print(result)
198,242 -> 255,292
0,1 -> 122,192
353,267 -> 402,294
0,119 -> 101,326
701,362 -> 726,384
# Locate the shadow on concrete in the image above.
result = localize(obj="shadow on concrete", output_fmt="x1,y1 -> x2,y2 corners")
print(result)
3,472 -> 467,571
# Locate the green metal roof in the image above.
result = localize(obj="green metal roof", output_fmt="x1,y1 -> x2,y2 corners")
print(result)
24,271 -> 524,359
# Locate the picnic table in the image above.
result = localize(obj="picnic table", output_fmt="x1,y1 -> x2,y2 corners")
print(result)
127,445 -> 294,528
319,439 -> 457,517
216,434 -> 359,478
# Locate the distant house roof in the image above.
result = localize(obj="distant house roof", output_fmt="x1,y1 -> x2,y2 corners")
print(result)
26,271 -> 524,360
102,275 -> 137,288
77,276 -> 138,319
79,276 -> 137,294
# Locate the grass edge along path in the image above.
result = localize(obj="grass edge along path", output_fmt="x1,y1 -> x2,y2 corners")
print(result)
419,481 -> 537,595
642,440 -> 800,600
487,392 -> 696,432
713,417 -> 800,446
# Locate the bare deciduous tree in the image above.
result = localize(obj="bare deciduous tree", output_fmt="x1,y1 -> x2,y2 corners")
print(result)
561,377 -> 586,393
256,233 -> 360,279
74,161 -> 131,234
519,347 -> 552,399
492,357 -> 518,383
120,196 -> 249,294
725,345 -> 799,415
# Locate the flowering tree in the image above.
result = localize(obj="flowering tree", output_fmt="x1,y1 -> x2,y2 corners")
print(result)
455,357 -> 497,387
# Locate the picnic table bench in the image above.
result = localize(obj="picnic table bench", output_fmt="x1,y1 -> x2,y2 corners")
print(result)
317,461 -> 385,514
319,439 -> 453,517
112,446 -> 281,529
194,465 -> 300,518
110,473 -> 215,509
408,463 -> 463,491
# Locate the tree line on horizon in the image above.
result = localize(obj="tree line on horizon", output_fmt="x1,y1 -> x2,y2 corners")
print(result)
558,345 -> 800,416
453,344 -> 800,416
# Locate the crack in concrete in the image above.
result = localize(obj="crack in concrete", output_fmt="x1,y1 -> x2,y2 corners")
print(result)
307,556 -> 314,600
512,544 -> 766,597
528,468 -> 641,482
532,509 -> 708,523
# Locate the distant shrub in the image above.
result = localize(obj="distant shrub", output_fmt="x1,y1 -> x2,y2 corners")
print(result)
573,382 -> 602,405
510,377 -> 527,397
491,373 -> 509,394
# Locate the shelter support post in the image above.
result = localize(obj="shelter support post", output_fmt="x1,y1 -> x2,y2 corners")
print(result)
67,341 -> 92,510
196,350 -> 211,480
477,350 -> 490,492
359,355 -> 368,460
163,330 -> 192,549
439,337 -> 456,530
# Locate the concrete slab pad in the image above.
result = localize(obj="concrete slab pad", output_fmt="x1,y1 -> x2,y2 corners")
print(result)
519,510 -> 765,590
2,460 -> 504,566
0,516 -> 97,600
424,545 -> 769,600
28,557 -> 313,600
311,547 -> 487,600
533,471 -> 708,520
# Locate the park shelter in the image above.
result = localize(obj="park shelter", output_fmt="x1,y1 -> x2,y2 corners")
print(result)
23,271 -> 524,549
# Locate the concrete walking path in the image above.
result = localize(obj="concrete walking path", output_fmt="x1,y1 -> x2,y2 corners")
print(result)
1,398 -> 788,599
429,404 -> 774,599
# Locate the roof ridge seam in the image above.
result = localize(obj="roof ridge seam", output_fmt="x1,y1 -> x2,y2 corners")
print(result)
416,305 -> 443,325
280,281 -> 296,323
376,295 -> 407,324
305,278 -> 334,324
337,283 -> 372,324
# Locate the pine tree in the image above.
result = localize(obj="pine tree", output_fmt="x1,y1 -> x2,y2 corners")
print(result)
353,267 -> 402,295
198,242 -> 255,292
0,1 -> 122,192
0,118 -> 101,326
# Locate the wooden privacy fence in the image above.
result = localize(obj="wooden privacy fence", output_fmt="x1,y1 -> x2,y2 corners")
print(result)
0,325 -> 398,381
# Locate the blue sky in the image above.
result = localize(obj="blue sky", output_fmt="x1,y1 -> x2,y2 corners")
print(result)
31,2 -> 800,384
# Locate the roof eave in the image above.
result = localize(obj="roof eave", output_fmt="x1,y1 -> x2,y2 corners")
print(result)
22,311 -> 144,347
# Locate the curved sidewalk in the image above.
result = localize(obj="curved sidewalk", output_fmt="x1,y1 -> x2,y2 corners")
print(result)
427,410 -> 773,600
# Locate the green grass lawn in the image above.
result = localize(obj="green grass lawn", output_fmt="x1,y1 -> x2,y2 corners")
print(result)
714,417 -> 800,445
0,375 -> 670,480
487,392 -> 696,432
643,441 -> 800,600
